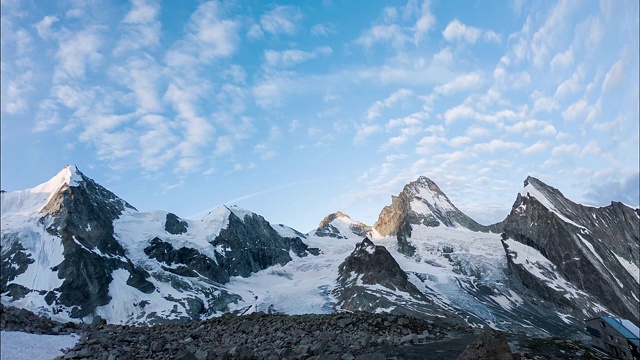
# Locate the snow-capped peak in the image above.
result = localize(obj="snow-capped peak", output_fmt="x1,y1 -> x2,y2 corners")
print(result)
318,211 -> 352,228
407,177 -> 456,215
34,165 -> 84,193
313,211 -> 372,239
518,176 -> 569,215
1,165 -> 85,216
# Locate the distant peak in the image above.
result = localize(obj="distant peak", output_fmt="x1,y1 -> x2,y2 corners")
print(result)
318,211 -> 352,228
409,176 -> 445,196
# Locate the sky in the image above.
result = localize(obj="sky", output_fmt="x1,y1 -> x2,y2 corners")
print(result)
1,0 -> 638,232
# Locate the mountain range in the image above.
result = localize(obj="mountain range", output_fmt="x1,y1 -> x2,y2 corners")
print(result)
1,165 -> 638,338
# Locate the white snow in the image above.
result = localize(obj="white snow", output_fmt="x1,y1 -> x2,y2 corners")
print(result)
228,205 -> 254,222
503,238 -> 587,299
577,235 -> 605,265
1,331 -> 79,360
414,186 -> 455,212
614,254 -> 640,284
312,215 -> 370,240
1,165 -> 81,217
556,312 -> 574,324
273,224 -> 306,239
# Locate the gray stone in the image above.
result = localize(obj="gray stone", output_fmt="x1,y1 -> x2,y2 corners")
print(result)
456,329 -> 515,360
400,333 -> 417,344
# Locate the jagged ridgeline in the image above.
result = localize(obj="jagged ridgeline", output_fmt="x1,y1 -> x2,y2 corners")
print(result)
1,165 -> 638,338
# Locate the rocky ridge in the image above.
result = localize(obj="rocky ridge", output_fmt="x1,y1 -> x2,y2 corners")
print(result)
501,176 -> 640,323
373,176 -> 491,236
1,166 -> 319,324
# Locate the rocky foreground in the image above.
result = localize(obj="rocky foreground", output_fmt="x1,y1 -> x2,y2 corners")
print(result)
1,304 -> 603,360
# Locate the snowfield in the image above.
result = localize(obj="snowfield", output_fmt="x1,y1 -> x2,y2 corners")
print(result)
0,331 -> 79,360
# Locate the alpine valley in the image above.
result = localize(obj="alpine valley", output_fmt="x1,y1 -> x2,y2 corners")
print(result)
2,165 -> 638,342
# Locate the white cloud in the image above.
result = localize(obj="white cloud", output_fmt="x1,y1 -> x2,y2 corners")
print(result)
34,99 -> 60,132
3,70 -> 33,114
472,139 -> 524,152
529,0 -> 576,68
415,135 -> 445,154
434,72 -> 482,95
442,19 -> 499,44
247,24 -> 264,40
310,22 -> 336,36
35,15 -> 59,39
442,19 -> 481,43
366,88 -> 413,120
602,59 -> 625,92
54,27 -> 104,81
252,72 -> 294,108
551,143 -> 581,156
554,66 -> 585,98
264,46 -> 332,68
562,98 -> 588,121
506,119 -> 556,137
443,104 -> 475,125
353,124 -> 381,144
114,0 -> 161,55
449,136 -> 471,147
413,0 -> 435,44
111,55 -> 163,113
356,24 -> 408,49
550,47 -> 574,69
483,30 -> 500,43
531,91 -> 559,114
138,114 -> 178,171
289,119 -> 300,132
466,126 -> 490,138
260,6 -> 302,36
522,140 -> 552,154
165,1 -> 239,67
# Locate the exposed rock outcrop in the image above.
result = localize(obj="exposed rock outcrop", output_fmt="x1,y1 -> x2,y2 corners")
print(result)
501,176 -> 640,322
374,177 -> 491,236
211,209 -> 315,278
333,238 -> 459,322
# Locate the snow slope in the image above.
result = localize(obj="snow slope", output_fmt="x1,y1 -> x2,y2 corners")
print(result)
0,331 -> 79,360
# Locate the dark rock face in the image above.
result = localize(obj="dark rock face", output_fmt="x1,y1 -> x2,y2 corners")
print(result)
212,210 -> 313,278
33,169 -> 155,319
164,213 -> 188,235
502,176 -> 640,322
144,237 -> 228,283
0,241 -> 34,293
333,238 -> 455,321
456,329 -> 515,360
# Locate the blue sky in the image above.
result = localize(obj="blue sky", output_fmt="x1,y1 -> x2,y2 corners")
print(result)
2,0 -> 638,232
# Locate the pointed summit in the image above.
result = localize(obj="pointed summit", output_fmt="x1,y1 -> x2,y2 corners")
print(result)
503,176 -> 640,322
1,165 -> 89,216
373,176 -> 489,236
